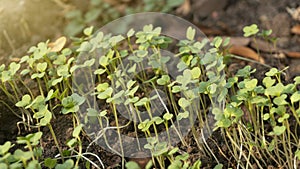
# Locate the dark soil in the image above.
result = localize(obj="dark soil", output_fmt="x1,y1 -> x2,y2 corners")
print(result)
0,0 -> 300,168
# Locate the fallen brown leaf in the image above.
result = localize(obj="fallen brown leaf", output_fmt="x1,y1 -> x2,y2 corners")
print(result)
227,37 -> 250,46
229,45 -> 265,63
291,25 -> 300,35
285,51 -> 300,58
48,36 -> 67,52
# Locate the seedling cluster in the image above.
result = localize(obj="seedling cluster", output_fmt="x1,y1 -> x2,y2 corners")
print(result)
0,23 -> 299,169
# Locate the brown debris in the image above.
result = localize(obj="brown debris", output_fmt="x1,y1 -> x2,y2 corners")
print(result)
229,45 -> 265,63
291,25 -> 300,35
227,37 -> 251,46
285,51 -> 300,58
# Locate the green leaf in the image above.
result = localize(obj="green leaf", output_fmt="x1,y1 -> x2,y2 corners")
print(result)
190,67 -> 201,79
236,65 -> 255,77
134,97 -> 149,106
273,94 -> 288,106
270,126 -> 286,136
126,86 -> 139,97
9,62 -> 20,75
175,153 -> 189,161
97,87 -> 113,99
1,71 -> 11,82
0,141 -> 11,155
127,28 -> 135,37
208,83 -> 217,94
163,113 -> 173,120
265,68 -> 279,77
153,117 -> 164,125
36,62 -> 47,72
213,36 -> 222,48
99,56 -> 109,67
96,83 -> 109,92
44,158 -> 57,169
83,58 -> 95,67
31,72 -> 45,79
55,159 -> 74,169
295,149 -> 300,160
291,91 -> 300,103
128,63 -> 137,73
20,69 -> 31,76
263,77 -> 275,88
178,98 -> 190,109
264,83 -> 285,96
71,93 -> 85,105
143,24 -> 153,32
153,142 -> 168,156
136,50 -> 148,58
94,68 -> 106,75
51,77 -> 63,86
28,160 -> 41,169
72,124 -> 83,138
125,161 -> 141,169
294,76 -> 300,85
100,110 -> 107,117
76,41 -> 92,52
167,160 -> 182,169
29,132 -> 43,146
244,79 -> 258,91
109,35 -> 125,46
16,94 -> 31,107
263,113 -> 270,120
83,26 -> 94,36
45,89 -> 56,102
126,80 -> 136,89
39,110 -> 52,126
186,27 -> 196,40
14,149 -> 32,161
0,164 -> 7,169
177,111 -> 189,120
278,114 -> 289,123
56,64 -> 69,77
67,138 -> 77,147
172,86 -> 181,93
243,24 -> 259,37
157,75 -> 170,85
213,164 -> 224,169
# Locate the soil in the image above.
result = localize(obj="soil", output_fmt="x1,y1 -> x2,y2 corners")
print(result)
0,0 -> 300,168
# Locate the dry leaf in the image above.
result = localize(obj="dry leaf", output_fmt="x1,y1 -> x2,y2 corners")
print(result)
291,25 -> 300,35
227,37 -> 250,46
229,45 -> 265,63
10,57 -> 21,62
48,36 -> 67,52
285,51 -> 300,58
